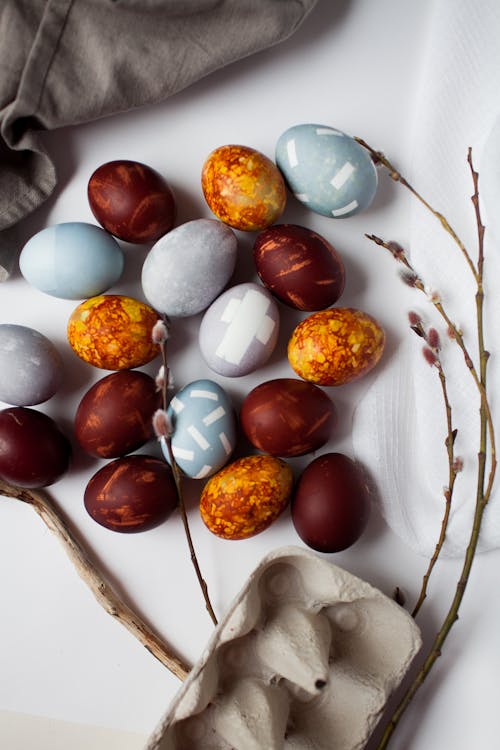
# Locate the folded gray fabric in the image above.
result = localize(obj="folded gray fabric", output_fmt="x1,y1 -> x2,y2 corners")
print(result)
0,0 -> 317,279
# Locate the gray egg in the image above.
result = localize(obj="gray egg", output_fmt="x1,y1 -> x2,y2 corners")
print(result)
141,218 -> 238,317
0,324 -> 63,406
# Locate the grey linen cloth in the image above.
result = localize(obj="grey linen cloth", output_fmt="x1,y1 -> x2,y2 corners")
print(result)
0,0 -> 317,280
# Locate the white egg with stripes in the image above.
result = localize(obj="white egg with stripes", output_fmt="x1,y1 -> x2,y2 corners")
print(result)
162,379 -> 237,479
275,123 -> 378,218
199,282 -> 280,377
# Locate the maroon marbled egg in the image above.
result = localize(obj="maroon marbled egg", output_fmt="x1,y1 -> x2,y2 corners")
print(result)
292,453 -> 370,552
74,370 -> 161,458
88,160 -> 176,243
240,378 -> 336,457
253,224 -> 345,311
0,407 -> 71,488
84,455 -> 177,533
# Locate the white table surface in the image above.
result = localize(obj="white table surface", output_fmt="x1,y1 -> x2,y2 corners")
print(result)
1,1 -> 499,748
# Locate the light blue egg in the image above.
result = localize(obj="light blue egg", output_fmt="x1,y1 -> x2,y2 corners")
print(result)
0,324 -> 63,406
275,124 -> 378,218
162,379 -> 236,479
19,222 -> 124,299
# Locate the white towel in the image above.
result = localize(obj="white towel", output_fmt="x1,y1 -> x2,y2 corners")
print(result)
352,0 -> 500,557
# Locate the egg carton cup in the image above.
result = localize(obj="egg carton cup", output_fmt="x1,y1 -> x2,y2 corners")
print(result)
145,546 -> 421,750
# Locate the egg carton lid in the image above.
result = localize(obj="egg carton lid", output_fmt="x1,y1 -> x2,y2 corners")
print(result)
145,546 -> 422,750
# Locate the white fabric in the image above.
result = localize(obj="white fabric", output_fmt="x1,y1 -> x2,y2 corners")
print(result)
352,0 -> 500,557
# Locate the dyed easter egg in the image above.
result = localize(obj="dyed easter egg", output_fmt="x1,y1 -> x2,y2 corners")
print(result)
0,324 -> 63,406
201,144 -> 286,231
199,283 -> 280,377
67,294 -> 159,370
199,455 -> 293,540
19,222 -> 123,299
288,308 -> 385,386
253,224 -> 345,310
0,407 -> 71,488
84,455 -> 177,533
141,219 -> 237,317
88,159 -> 176,243
75,370 -> 161,458
240,378 -> 336,457
275,124 -> 378,218
162,379 -> 236,479
292,453 -> 370,552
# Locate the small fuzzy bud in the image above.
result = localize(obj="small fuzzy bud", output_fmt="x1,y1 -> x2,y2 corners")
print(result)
408,311 -> 422,327
422,346 -> 438,367
452,457 -> 464,473
155,365 -> 166,392
400,270 -> 420,288
151,319 -> 169,344
427,327 -> 441,350
152,408 -> 173,439
425,287 -> 441,303
387,241 -> 406,260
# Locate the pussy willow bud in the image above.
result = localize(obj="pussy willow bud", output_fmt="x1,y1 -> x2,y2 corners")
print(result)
152,408 -> 173,439
422,346 -> 438,367
151,319 -> 169,345
427,327 -> 441,351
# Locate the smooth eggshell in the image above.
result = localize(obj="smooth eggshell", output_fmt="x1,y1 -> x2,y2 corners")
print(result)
199,282 -> 279,377
141,219 -> 237,317
84,455 -> 177,533
200,455 -> 293,540
202,144 -> 286,231
88,159 -> 176,243
292,452 -> 371,552
0,407 -> 71,488
275,124 -> 378,218
163,379 -> 236,478
75,370 -> 161,458
19,222 -> 124,299
253,224 -> 345,311
0,324 -> 63,406
67,294 -> 159,370
288,308 -> 385,386
240,378 -> 336,457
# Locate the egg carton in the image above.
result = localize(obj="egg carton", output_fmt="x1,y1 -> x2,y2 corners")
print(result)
145,546 -> 421,750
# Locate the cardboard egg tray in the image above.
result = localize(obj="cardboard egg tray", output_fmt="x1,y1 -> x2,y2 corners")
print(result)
145,547 -> 421,750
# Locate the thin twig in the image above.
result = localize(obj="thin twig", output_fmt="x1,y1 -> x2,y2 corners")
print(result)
0,479 -> 190,681
154,317 -> 218,626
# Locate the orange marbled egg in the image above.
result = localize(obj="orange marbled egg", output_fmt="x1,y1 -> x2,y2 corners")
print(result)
201,144 -> 286,231
200,455 -> 293,540
67,294 -> 159,370
288,308 -> 385,386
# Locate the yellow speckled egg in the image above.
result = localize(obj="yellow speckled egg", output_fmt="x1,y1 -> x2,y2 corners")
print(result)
200,455 -> 293,540
201,144 -> 286,231
67,294 -> 160,370
288,308 -> 385,386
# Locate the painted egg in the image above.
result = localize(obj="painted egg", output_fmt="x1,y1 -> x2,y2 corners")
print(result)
0,324 -> 63,406
201,144 -> 286,231
67,294 -> 159,370
288,308 -> 385,386
275,124 -> 378,218
19,222 -> 124,299
0,407 -> 71,488
292,453 -> 370,552
199,455 -> 293,540
240,378 -> 336,457
88,159 -> 176,243
84,455 -> 177,533
253,224 -> 345,310
141,219 -> 237,317
199,282 -> 279,377
75,370 -> 161,458
162,379 -> 236,479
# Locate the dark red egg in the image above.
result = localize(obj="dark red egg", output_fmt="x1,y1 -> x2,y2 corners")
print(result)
0,407 -> 71,488
240,378 -> 336,457
253,224 -> 345,310
292,453 -> 370,552
84,454 -> 177,533
75,370 -> 161,458
88,160 -> 176,243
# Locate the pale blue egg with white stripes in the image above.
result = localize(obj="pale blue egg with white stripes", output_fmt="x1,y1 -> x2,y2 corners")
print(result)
19,222 -> 124,299
275,124 -> 378,218
162,379 -> 237,479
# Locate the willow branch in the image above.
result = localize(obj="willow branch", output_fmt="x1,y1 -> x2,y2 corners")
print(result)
0,479 -> 190,681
